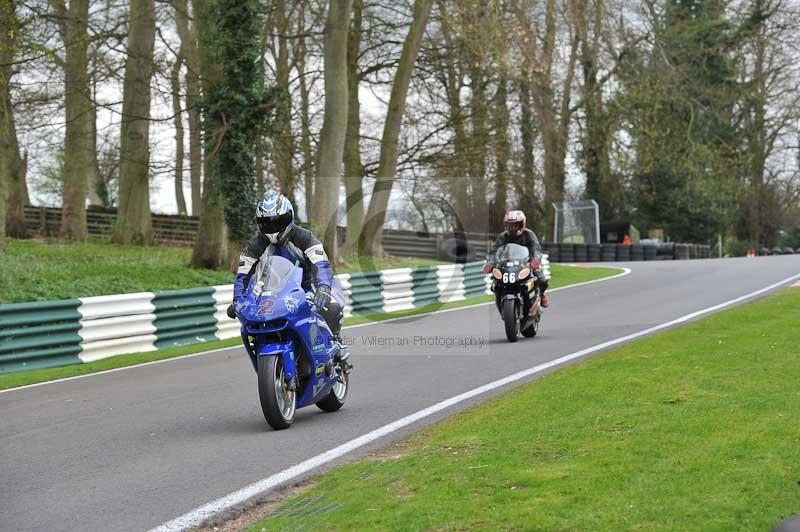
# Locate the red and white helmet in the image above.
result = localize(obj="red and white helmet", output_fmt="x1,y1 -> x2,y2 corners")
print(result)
504,210 -> 526,236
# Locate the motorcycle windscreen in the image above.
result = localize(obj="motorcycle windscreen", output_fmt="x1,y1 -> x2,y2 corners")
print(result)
495,243 -> 530,262
251,255 -> 301,295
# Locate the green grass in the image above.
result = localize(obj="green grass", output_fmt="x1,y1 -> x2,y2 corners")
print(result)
335,249 -> 444,274
250,288 -> 800,532
0,238 -> 233,304
0,264 -> 619,390
0,239 -> 443,304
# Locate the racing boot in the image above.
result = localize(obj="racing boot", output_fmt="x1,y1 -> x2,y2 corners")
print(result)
540,294 -> 550,308
333,332 -> 352,372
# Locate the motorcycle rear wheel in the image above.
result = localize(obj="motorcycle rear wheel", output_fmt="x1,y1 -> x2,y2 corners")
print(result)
257,356 -> 296,430
502,299 -> 520,342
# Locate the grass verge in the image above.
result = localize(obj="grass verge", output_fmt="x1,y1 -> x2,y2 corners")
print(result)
0,239 -> 443,304
0,238 -> 232,304
0,264 -> 619,390
250,287 -> 800,532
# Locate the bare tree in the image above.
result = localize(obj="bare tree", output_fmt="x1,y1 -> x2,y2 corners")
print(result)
342,0 -> 364,251
53,0 -> 92,240
112,0 -> 156,245
171,53 -> 187,215
313,0 -> 353,259
174,0 -> 202,216
1,0 -> 28,240
360,0 -> 434,257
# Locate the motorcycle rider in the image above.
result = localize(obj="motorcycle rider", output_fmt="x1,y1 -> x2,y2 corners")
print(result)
484,210 -> 550,308
226,192 -> 345,348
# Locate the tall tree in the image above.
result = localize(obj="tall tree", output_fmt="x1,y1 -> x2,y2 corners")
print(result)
343,0 -> 364,251
1,0 -> 28,240
270,0 -> 297,207
174,0 -> 202,216
171,53 -> 187,215
112,0 -> 156,245
190,0 -> 226,268
54,0 -> 92,240
295,0 -> 315,211
191,0 -> 269,269
359,0 -> 434,257
313,0 -> 353,258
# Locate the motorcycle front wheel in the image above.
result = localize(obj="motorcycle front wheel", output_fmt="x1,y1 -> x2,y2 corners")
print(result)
502,298 -> 520,342
257,356 -> 296,430
316,367 -> 348,412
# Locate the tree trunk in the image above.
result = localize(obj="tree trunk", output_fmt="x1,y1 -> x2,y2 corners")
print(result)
87,52 -> 104,207
467,62 -> 488,232
56,0 -> 91,241
438,5 -> 469,234
516,73 -> 540,222
171,54 -> 187,215
343,0 -> 364,251
359,0 -> 434,257
174,0 -> 202,216
314,0 -> 353,260
272,0 -> 296,208
112,0 -> 156,245
189,0 -> 228,269
295,3 -> 314,217
1,0 -> 28,239
490,75 -> 510,233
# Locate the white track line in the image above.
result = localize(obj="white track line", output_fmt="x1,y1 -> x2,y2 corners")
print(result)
150,271 -> 800,531
1,267 -> 630,394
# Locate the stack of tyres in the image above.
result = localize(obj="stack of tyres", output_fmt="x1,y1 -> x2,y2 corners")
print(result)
547,243 -> 560,262
675,243 -> 690,260
643,245 -> 658,260
783,247 -> 795,255
689,245 -> 698,259
657,243 -> 675,260
574,244 -> 588,263
560,243 -> 575,263
630,244 -> 644,261
616,244 -> 631,261
588,244 -> 602,262
759,247 -> 771,256
601,244 -> 617,261
771,247 -> 784,256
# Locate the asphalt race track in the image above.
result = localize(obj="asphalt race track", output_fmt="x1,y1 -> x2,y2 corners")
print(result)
2,257 -> 798,532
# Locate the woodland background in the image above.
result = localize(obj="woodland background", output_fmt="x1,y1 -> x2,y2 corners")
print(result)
0,0 -> 799,267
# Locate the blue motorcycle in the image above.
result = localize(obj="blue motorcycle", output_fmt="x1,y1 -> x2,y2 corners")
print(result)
236,253 -> 350,430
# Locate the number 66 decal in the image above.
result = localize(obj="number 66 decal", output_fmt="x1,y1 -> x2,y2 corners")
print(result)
502,272 -> 516,283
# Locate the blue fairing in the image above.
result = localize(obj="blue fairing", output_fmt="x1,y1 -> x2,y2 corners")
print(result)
236,255 -> 344,409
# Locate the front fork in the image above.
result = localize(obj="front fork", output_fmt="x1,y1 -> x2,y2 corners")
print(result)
242,330 -> 298,387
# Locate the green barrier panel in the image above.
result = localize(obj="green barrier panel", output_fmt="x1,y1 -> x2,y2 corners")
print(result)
152,288 -> 217,349
411,266 -> 440,308
0,300 -> 82,372
463,261 -> 488,299
347,271 -> 384,316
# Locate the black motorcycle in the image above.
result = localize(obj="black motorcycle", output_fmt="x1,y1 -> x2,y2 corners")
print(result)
488,243 -> 542,342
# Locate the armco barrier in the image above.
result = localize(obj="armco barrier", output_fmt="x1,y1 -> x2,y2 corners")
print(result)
2,258 -> 554,374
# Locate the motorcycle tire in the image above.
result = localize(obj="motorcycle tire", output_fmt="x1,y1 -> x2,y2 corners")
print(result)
258,356 -> 296,430
502,299 -> 520,342
316,368 -> 349,412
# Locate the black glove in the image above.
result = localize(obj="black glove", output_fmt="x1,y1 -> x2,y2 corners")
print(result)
313,285 -> 331,310
226,303 -> 237,319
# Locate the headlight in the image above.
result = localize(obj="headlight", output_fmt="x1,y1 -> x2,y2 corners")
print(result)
492,268 -> 502,279
518,268 -> 530,279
